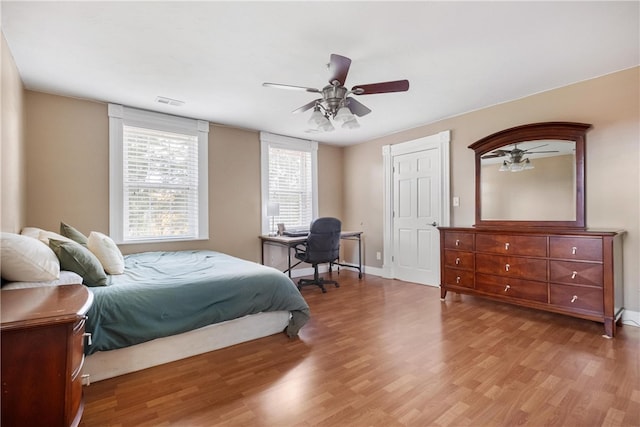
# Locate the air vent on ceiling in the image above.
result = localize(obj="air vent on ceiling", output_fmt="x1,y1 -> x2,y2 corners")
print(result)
155,96 -> 185,107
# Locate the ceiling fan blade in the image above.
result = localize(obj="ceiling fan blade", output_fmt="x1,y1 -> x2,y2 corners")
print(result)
328,54 -> 351,86
528,150 -> 559,154
482,153 -> 506,159
292,99 -> 322,114
346,97 -> 372,117
352,79 -> 409,95
263,82 -> 321,93
521,144 -> 549,153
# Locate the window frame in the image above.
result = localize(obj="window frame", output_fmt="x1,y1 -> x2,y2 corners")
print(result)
260,132 -> 318,235
108,104 -> 209,244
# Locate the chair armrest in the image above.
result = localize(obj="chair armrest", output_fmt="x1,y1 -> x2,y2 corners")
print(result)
293,243 -> 307,257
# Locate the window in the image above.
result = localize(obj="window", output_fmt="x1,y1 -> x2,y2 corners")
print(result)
109,104 -> 209,243
260,132 -> 318,234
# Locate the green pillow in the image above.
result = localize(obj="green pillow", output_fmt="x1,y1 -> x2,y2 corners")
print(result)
49,239 -> 109,287
60,222 -> 88,246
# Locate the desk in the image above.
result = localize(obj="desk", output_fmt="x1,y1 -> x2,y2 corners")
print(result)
260,231 -> 363,279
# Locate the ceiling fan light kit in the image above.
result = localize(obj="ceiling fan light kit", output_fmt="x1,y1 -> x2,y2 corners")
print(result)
333,106 -> 355,123
263,53 -> 409,133
342,118 -> 360,129
484,143 -> 559,172
499,158 -> 534,172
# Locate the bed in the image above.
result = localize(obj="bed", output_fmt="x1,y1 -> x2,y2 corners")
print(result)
1,233 -> 310,382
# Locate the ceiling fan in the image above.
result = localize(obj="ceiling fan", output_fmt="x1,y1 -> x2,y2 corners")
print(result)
482,144 -> 559,172
263,54 -> 409,132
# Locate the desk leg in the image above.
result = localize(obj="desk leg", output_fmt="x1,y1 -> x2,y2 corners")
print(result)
287,247 -> 292,278
357,234 -> 363,279
261,240 -> 265,265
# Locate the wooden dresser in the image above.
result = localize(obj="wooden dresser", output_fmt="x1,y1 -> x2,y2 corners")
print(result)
439,227 -> 624,337
1,284 -> 94,427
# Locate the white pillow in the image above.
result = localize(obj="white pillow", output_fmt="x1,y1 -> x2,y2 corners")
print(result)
0,232 -> 60,281
20,226 -> 45,239
2,271 -> 83,290
87,231 -> 125,274
38,230 -> 77,245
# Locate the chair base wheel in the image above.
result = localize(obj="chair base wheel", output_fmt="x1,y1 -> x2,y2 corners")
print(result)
297,277 -> 338,293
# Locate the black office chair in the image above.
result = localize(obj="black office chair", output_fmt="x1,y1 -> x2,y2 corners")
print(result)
294,217 -> 341,293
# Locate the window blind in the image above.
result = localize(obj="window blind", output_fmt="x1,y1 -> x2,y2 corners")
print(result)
122,125 -> 199,241
268,146 -> 313,229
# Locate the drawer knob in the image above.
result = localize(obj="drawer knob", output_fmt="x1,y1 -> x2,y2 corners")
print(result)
456,276 -> 461,284
81,374 -> 91,386
455,257 -> 460,265
505,242 -> 510,250
455,239 -> 460,246
504,284 -> 511,292
83,332 -> 92,346
572,246 -> 577,255
571,295 -> 578,303
571,271 -> 577,279
505,263 -> 510,272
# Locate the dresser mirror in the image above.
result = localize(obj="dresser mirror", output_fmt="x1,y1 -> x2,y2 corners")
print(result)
469,122 -> 591,229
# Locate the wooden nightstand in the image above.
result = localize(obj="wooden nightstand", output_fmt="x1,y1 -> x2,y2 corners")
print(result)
1,284 -> 94,427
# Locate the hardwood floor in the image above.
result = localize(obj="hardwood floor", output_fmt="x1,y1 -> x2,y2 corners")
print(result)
80,271 -> 639,426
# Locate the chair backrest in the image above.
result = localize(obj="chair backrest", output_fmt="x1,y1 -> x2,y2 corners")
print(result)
304,217 -> 341,264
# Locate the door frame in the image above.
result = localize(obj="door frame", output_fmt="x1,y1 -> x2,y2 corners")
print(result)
382,130 -> 451,280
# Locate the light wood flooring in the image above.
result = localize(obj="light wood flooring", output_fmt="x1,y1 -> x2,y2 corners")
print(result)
80,271 -> 639,426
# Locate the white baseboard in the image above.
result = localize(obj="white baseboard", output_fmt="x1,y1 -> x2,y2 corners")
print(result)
360,265 -> 384,277
622,309 -> 640,328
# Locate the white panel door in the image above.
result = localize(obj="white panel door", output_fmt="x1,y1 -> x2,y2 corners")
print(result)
392,148 -> 441,285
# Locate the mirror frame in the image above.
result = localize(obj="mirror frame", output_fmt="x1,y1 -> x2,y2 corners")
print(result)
469,122 -> 591,229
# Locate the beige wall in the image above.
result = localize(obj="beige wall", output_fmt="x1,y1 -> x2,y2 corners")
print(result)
344,67 -> 640,312
1,33 -> 26,233
23,91 -> 344,264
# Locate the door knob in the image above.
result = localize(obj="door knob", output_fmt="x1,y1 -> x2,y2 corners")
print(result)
430,221 -> 437,227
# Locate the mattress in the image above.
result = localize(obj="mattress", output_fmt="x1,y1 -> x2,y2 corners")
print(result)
85,250 -> 310,354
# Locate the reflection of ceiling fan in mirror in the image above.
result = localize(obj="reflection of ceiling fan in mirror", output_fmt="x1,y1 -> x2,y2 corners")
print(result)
263,54 -> 409,132
482,144 -> 559,172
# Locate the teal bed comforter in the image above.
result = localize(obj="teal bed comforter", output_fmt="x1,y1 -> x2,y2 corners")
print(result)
85,250 -> 310,354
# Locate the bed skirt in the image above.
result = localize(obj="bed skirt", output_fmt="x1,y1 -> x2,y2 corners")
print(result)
83,310 -> 291,382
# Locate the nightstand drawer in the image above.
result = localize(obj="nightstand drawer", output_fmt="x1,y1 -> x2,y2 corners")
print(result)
549,260 -> 603,287
69,366 -> 84,425
71,317 -> 86,379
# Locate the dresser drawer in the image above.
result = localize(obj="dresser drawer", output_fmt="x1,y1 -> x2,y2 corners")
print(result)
549,260 -> 603,287
476,253 -> 547,282
550,284 -> 603,314
549,237 -> 602,261
443,232 -> 474,251
443,268 -> 474,289
444,250 -> 474,270
476,234 -> 547,257
475,273 -> 548,303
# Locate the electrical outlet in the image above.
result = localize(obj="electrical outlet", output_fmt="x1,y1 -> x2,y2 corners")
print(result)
453,196 -> 460,207
376,251 -> 381,260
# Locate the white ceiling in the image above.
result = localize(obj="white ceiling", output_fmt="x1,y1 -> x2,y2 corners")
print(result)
2,1 -> 638,146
